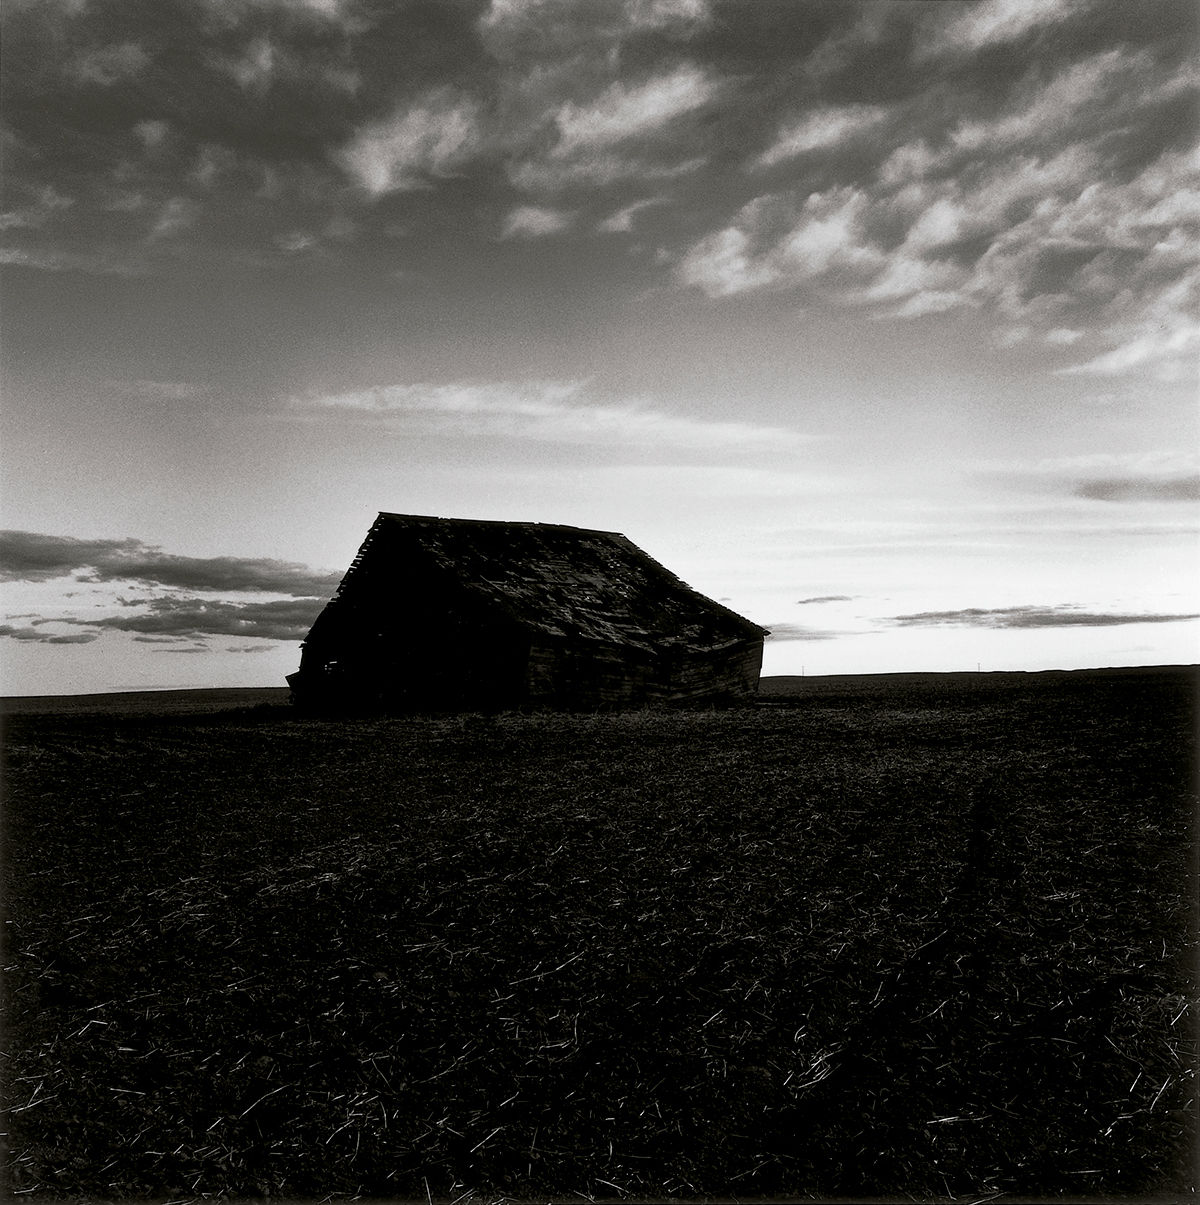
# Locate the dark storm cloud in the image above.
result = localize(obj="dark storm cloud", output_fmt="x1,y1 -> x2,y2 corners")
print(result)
0,623 -> 98,644
887,606 -> 1200,629
0,531 -> 340,596
1074,474 -> 1200,502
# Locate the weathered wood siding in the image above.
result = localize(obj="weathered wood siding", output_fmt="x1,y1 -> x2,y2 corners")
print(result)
666,638 -> 763,703
524,636 -> 761,709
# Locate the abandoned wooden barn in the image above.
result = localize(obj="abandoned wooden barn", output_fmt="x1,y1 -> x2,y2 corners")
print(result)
287,513 -> 768,710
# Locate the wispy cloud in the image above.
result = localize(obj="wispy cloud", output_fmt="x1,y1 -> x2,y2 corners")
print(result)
506,64 -> 717,195
755,104 -> 887,170
796,595 -> 852,605
3,596 -> 322,647
764,622 -> 841,642
68,41 -> 149,86
148,197 -> 199,241
0,623 -> 98,645
82,597 -> 323,641
292,379 -> 806,451
677,37 -> 1199,380
500,205 -> 574,239
598,197 -> 663,233
918,0 -> 1078,59
887,605 -> 1200,630
553,65 -> 716,158
107,378 -> 209,402
978,450 -> 1200,503
0,531 -> 339,596
335,88 -> 483,196
0,247 -> 148,276
1074,475 -> 1200,502
0,185 -> 74,231
479,0 -> 710,58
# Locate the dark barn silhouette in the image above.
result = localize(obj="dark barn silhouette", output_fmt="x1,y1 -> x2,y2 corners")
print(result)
288,513 -> 767,710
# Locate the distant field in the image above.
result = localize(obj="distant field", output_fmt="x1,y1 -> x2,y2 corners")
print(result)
1,666 -> 1179,715
0,685 -> 291,717
2,667 -> 1196,1201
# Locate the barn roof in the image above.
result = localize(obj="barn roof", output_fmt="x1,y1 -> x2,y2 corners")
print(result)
328,512 -> 767,652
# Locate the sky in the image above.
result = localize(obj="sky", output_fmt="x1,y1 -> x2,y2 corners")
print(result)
1,0 -> 1198,695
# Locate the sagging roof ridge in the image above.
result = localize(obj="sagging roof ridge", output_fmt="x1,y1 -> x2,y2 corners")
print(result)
373,512 -> 625,537
326,511 -> 768,642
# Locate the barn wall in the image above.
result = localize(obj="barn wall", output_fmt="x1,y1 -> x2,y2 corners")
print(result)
666,639 -> 763,702
290,567 -> 532,710
524,637 -> 762,709
525,642 -> 641,709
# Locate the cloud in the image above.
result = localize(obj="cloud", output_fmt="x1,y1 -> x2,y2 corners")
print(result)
68,42 -> 150,86
2,0 -> 1192,394
84,597 -> 323,641
678,187 -> 884,298
108,378 -> 208,402
225,35 -> 276,91
598,197 -> 663,233
134,118 -> 170,150
507,64 -> 717,195
479,0 -> 710,58
950,48 -> 1167,154
755,105 -> 887,169
149,197 -> 199,241
0,623 -> 99,645
553,65 -> 716,157
500,205 -> 574,239
0,531 -> 340,596
0,185 -> 74,231
763,623 -> 841,642
0,247 -> 147,276
292,378 -> 806,451
676,38 -> 1199,380
887,605 -> 1200,629
194,0 -> 361,27
1058,272 -> 1200,381
336,88 -> 483,196
625,0 -> 709,33
979,450 -> 1200,503
1074,475 -> 1200,502
796,595 -> 851,605
676,225 -> 780,297
919,0 -> 1078,59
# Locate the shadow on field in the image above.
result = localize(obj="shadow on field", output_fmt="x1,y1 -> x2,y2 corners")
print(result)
2,667 -> 1196,1201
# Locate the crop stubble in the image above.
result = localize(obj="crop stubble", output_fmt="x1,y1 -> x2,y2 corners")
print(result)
2,668 -> 1195,1199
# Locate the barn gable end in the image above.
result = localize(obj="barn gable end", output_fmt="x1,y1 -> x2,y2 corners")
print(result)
287,513 -> 768,710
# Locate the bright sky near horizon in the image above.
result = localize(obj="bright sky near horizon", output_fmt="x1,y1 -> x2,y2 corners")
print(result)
1,0 -> 1198,696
